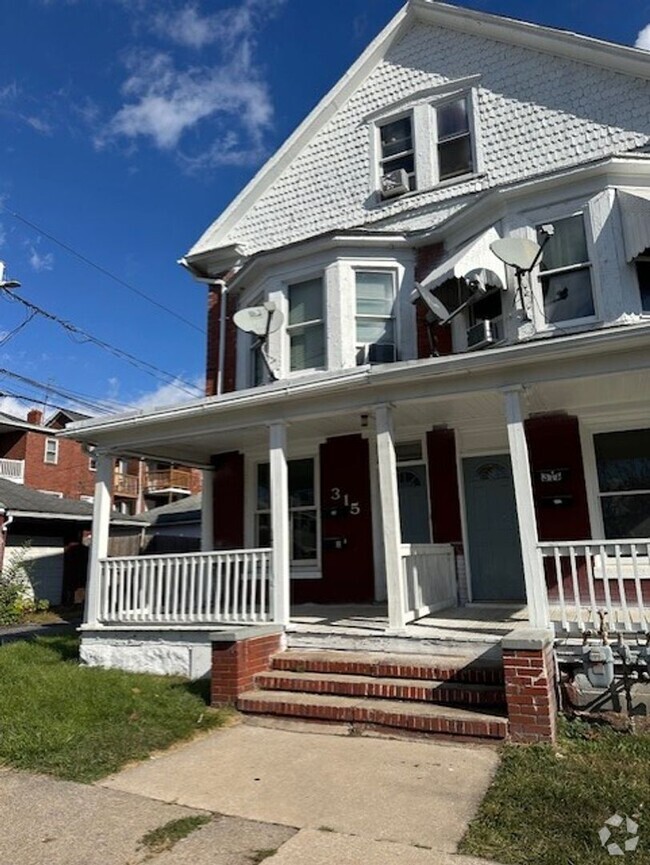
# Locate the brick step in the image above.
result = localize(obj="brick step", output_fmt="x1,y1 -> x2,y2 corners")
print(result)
271,649 -> 504,685
237,690 -> 508,740
256,670 -> 505,707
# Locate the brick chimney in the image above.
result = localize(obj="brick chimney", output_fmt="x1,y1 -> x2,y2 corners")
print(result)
27,409 -> 43,425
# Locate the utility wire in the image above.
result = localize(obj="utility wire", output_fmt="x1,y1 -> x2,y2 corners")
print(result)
0,388 -> 94,417
0,288 -> 203,398
0,310 -> 37,347
0,202 -> 206,335
0,369 -> 121,415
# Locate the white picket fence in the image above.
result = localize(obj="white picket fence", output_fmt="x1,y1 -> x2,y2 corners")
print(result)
400,543 -> 457,623
98,548 -> 273,625
539,539 -> 650,634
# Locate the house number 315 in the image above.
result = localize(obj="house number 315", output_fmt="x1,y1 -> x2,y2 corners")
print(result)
330,487 -> 361,515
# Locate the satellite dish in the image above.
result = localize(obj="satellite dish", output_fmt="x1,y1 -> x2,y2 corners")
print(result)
490,238 -> 541,272
462,268 -> 505,293
0,261 -> 21,290
415,282 -> 450,321
233,302 -> 284,337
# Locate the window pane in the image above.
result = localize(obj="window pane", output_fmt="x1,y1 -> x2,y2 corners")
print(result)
292,510 -> 317,561
542,268 -> 594,322
437,98 -> 469,140
595,429 -> 650,493
602,494 -> 650,539
381,153 -> 415,179
395,441 -> 422,462
356,272 -> 394,315
438,135 -> 473,181
380,117 -> 412,158
289,459 -> 314,507
290,324 -> 325,370
256,512 -> 271,548
356,319 -> 395,344
289,279 -> 323,325
257,463 -> 270,510
539,215 -> 588,270
635,260 -> 650,313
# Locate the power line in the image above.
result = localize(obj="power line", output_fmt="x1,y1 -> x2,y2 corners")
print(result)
0,288 -> 203,398
0,202 -> 206,335
0,388 -> 98,417
0,369 -> 121,415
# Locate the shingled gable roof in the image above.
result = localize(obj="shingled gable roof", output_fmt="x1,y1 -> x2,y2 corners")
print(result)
0,478 -> 146,525
184,0 -> 650,269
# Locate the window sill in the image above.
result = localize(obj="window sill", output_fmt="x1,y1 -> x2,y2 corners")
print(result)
534,316 -> 602,335
290,567 -> 322,580
369,172 -> 486,210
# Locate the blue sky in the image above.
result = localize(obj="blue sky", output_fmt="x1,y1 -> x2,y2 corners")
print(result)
0,0 -> 648,418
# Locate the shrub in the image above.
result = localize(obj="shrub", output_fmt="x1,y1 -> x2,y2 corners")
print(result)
0,544 -> 48,626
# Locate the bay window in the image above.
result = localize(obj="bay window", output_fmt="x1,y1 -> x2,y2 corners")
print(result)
287,278 -> 325,372
594,429 -> 650,539
537,214 -> 594,324
355,271 -> 396,364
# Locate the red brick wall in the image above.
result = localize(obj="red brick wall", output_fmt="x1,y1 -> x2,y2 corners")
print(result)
211,631 -> 282,705
205,286 -> 239,397
415,243 -> 453,358
426,427 -> 463,545
13,430 -> 96,499
503,641 -> 558,743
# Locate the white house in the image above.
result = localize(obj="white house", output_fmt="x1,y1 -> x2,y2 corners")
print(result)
64,1 -> 650,740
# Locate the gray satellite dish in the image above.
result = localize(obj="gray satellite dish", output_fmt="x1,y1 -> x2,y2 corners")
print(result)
463,267 -> 505,293
490,238 -> 541,271
0,261 -> 21,290
233,302 -> 283,337
415,282 -> 450,321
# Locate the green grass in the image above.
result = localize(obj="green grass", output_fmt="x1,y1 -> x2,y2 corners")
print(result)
460,719 -> 650,865
0,635 -> 227,783
139,815 -> 212,856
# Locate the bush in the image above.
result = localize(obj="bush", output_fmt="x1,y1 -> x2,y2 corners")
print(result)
0,544 -> 48,626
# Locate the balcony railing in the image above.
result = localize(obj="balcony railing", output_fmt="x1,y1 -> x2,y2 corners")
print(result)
113,471 -> 139,497
146,467 -> 193,493
539,539 -> 650,634
98,548 -> 273,624
0,458 -> 25,484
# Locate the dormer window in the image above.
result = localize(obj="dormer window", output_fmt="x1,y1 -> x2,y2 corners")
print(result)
288,277 -> 325,371
379,116 -> 415,192
437,97 -> 473,182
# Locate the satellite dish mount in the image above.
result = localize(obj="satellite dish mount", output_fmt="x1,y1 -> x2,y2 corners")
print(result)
233,301 -> 283,381
490,225 -> 554,320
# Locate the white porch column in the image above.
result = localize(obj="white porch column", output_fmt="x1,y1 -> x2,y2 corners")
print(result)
374,404 -> 407,631
502,386 -> 550,629
86,452 -> 113,627
269,422 -> 290,627
200,469 -> 214,552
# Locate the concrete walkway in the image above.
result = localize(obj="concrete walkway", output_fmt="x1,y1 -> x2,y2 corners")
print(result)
102,722 -> 500,856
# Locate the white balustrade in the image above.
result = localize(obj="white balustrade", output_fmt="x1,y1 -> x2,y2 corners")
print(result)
98,548 -> 273,625
0,458 -> 25,484
400,544 -> 457,623
539,539 -> 650,634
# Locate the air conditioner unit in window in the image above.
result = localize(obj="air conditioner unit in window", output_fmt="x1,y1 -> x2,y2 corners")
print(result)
466,319 -> 501,350
367,343 -> 397,364
380,169 -> 409,199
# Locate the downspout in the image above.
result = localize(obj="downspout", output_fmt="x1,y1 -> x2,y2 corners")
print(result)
0,509 -> 11,573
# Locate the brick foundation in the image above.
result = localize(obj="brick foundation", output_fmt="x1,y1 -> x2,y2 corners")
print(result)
211,626 -> 284,706
502,629 -> 558,743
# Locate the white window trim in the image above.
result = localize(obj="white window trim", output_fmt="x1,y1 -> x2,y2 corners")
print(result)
395,435 -> 433,545
44,438 -> 59,465
88,457 -> 97,472
369,84 -> 482,202
38,489 -> 64,498
354,268 -> 398,365
284,274 -> 327,377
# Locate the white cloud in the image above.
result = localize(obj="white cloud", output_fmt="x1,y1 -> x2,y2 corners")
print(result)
635,24 -> 650,50
25,115 -> 53,135
0,224 -> 6,248
127,376 -> 203,411
0,396 -> 31,419
29,247 -> 55,272
152,0 -> 284,51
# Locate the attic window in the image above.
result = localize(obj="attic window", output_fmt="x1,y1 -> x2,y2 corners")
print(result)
378,116 -> 415,191
436,97 -> 473,181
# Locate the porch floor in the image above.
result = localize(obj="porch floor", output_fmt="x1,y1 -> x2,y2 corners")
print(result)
287,602 -> 529,657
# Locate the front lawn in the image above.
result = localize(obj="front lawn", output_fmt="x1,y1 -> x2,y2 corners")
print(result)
461,720 -> 650,865
0,635 -> 227,782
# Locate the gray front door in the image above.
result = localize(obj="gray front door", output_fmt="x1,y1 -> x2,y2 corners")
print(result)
463,455 -> 525,601
397,464 -> 431,544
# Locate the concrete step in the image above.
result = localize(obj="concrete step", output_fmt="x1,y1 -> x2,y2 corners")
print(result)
271,649 -> 504,685
237,690 -> 508,740
256,670 -> 505,707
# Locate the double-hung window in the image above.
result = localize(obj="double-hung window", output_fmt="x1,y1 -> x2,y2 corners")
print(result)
355,271 -> 396,364
436,96 -> 473,182
287,278 -> 325,372
255,459 -> 318,564
594,429 -> 650,539
44,438 -> 58,465
537,214 -> 594,324
378,116 -> 415,191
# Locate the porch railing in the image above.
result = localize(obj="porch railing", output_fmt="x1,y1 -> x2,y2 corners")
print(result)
539,539 -> 650,634
400,543 -> 457,623
97,548 -> 273,625
0,458 -> 24,484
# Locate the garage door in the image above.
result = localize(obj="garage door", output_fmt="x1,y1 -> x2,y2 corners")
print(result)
5,536 -> 64,605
